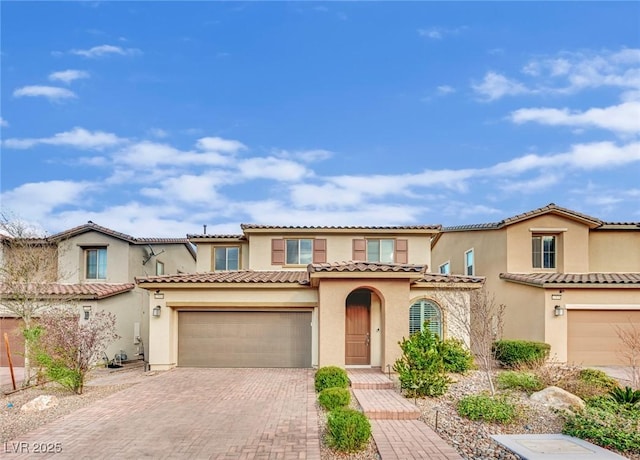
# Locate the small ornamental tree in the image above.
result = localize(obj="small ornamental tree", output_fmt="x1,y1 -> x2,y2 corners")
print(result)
34,307 -> 119,394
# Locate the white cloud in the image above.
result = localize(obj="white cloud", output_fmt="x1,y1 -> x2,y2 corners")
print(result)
196,136 -> 247,153
48,69 -> 90,84
141,173 -> 227,203
499,174 -> 563,193
147,128 -> 169,138
13,85 -> 76,100
472,72 -> 530,101
0,180 -> 93,221
4,127 -> 125,150
113,141 -> 231,169
0,117 -> 7,127
510,101 -> 640,135
437,85 -> 456,95
418,26 -> 466,40
237,157 -> 310,182
70,44 -> 141,58
276,149 -> 333,163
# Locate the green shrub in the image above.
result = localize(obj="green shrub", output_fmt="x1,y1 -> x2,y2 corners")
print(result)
579,368 -> 619,391
318,387 -> 351,411
315,366 -> 349,393
563,404 -> 640,453
497,371 -> 544,393
493,340 -> 550,368
609,386 -> 640,405
326,408 -> 371,452
441,338 -> 474,374
457,394 -> 518,423
393,324 -> 450,397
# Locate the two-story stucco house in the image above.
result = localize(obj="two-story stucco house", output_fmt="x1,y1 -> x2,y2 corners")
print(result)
136,225 -> 484,371
0,222 -> 196,367
431,203 -> 640,366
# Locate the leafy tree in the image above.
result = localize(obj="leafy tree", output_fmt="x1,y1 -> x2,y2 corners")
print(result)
33,307 -> 119,394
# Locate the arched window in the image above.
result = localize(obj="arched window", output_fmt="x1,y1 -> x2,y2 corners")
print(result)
409,299 -> 442,337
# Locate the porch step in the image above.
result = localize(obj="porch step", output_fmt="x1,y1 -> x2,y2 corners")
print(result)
372,420 -> 463,459
353,389 -> 421,420
348,369 -> 395,390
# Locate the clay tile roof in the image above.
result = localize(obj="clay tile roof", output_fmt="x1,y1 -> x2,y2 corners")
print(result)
443,203 -> 603,232
414,274 -> 485,284
240,224 -> 441,231
0,283 -> 135,299
49,222 -> 192,245
500,272 -> 640,286
137,270 -> 310,285
187,234 -> 246,240
308,261 -> 426,273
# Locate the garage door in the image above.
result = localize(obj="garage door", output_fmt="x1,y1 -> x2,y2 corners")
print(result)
1,317 -> 25,367
568,310 -> 640,365
178,311 -> 312,368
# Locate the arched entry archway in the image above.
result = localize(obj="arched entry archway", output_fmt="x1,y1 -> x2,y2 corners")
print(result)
345,289 -> 372,365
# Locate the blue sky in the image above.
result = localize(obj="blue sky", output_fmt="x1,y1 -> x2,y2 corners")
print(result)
1,1 -> 639,237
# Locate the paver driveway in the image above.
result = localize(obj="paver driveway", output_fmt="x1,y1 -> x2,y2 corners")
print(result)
6,368 -> 321,459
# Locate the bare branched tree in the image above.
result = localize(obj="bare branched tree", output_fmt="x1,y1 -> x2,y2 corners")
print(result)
0,213 -> 68,384
436,286 -> 505,396
615,319 -> 640,389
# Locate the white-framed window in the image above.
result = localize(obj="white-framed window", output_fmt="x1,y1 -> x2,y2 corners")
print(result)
85,247 -> 107,280
367,239 -> 394,263
409,299 -> 443,337
286,239 -> 313,265
215,246 -> 240,271
155,260 -> 165,276
464,249 -> 474,276
439,261 -> 450,274
532,235 -> 556,269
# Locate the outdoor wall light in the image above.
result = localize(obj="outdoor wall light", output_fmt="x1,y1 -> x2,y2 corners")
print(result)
153,290 -> 164,299
83,305 -> 91,320
152,305 -> 162,318
554,305 -> 565,317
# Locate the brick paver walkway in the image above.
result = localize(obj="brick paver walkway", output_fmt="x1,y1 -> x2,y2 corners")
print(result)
6,368 -> 321,459
348,370 -> 462,460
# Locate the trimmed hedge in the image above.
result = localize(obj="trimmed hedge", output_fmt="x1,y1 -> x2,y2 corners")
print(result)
326,408 -> 371,452
315,366 -> 349,393
318,387 -> 351,411
493,340 -> 550,368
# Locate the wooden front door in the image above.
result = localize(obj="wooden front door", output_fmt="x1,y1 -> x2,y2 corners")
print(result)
345,303 -> 370,365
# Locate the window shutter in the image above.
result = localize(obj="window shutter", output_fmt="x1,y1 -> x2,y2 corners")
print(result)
313,239 -> 327,263
271,239 -> 285,265
395,239 -> 408,264
352,239 -> 366,261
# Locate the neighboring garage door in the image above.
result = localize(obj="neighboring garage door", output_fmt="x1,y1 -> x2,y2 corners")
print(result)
568,309 -> 640,365
1,317 -> 25,367
178,311 -> 312,368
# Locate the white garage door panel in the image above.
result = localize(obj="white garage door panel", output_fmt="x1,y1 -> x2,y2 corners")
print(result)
178,311 -> 311,368
568,310 -> 640,366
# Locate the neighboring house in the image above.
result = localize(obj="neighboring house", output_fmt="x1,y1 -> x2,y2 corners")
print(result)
431,203 -> 640,366
136,225 -> 484,371
0,222 -> 196,367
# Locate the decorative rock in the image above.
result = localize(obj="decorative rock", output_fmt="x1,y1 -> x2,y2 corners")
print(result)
20,395 -> 59,412
529,386 -> 585,412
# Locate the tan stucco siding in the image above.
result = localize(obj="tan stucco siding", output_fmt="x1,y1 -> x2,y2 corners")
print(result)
499,281 -> 546,343
589,231 -> 640,272
411,288 -> 472,347
506,215 -> 590,273
432,230 -> 506,276
58,233 -> 131,283
248,233 -> 432,270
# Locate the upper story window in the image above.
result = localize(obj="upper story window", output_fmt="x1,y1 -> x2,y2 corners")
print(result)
85,248 -> 107,280
439,262 -> 450,274
155,260 -> 165,276
409,299 -> 442,337
532,235 -> 556,269
352,238 -> 408,263
271,238 -> 326,265
215,246 -> 239,271
286,239 -> 313,265
464,249 -> 474,276
367,239 -> 394,263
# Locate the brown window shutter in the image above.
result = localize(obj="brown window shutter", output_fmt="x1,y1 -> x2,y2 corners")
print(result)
352,239 -> 366,261
271,239 -> 285,265
395,239 -> 408,264
313,239 -> 327,263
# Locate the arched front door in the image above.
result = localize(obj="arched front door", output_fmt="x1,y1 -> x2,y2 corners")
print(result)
345,290 -> 371,365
